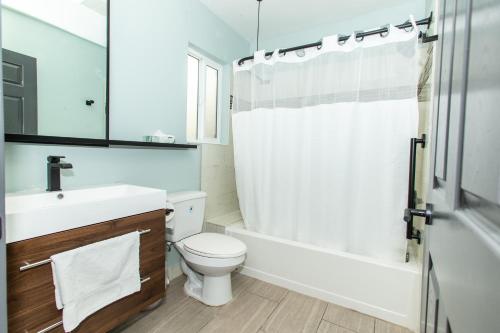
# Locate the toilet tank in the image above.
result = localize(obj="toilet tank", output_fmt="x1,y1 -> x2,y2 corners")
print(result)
166,191 -> 207,242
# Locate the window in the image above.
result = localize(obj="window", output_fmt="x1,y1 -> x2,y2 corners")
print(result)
186,49 -> 222,143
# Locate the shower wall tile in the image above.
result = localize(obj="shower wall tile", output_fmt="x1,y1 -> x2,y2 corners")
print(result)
201,125 -> 240,221
410,45 -> 434,264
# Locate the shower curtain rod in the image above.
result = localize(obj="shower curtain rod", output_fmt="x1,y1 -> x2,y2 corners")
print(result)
237,12 -> 436,65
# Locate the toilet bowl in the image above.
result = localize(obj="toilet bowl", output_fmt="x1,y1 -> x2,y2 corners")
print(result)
175,233 -> 246,306
166,191 -> 247,306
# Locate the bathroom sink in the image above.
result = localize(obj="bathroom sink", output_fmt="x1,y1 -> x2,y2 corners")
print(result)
5,184 -> 166,243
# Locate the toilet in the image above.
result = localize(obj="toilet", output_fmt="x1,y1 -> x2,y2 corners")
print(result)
166,191 -> 247,306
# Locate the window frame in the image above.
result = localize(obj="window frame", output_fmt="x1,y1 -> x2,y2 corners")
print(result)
186,48 -> 223,144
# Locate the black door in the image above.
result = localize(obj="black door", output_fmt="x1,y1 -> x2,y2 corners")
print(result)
421,0 -> 500,332
2,48 -> 37,134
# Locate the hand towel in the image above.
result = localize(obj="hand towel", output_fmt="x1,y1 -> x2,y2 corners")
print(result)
51,231 -> 141,332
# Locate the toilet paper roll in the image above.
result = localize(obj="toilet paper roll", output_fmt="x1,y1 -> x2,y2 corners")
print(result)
165,201 -> 175,223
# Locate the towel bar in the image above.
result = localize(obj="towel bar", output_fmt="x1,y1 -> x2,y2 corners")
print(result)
35,276 -> 151,333
19,229 -> 151,271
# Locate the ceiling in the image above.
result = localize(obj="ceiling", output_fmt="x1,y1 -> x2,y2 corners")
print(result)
200,0 -> 411,42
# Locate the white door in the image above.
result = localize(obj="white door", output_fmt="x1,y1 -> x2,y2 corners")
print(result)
420,0 -> 500,332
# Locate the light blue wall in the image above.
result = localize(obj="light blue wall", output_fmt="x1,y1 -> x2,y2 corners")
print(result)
5,144 -> 201,193
5,0 -> 249,271
2,8 -> 107,139
5,0 -> 249,192
110,0 -> 248,144
252,1 -> 426,52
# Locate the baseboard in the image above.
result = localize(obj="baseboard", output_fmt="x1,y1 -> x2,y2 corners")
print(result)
240,266 -> 415,332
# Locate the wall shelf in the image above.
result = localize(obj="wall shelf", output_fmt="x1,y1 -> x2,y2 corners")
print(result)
5,134 -> 109,147
5,134 -> 198,150
108,140 -> 198,149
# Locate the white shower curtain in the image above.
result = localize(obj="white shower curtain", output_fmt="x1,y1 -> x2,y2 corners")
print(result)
232,20 -> 420,263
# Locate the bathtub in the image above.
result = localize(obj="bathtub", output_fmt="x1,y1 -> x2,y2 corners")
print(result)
226,223 -> 421,332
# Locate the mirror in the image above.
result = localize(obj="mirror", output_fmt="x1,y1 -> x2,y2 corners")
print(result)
2,0 -> 108,140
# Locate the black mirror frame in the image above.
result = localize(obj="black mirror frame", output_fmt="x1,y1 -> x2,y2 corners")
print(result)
4,1 -> 197,150
5,0 -> 111,147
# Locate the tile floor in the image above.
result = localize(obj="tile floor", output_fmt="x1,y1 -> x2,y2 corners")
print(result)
115,273 -> 413,333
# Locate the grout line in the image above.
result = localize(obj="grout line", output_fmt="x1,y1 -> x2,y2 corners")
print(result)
320,317 -> 364,333
319,322 -> 358,333
246,289 -> 289,304
196,316 -> 214,333
258,298 -> 280,333
314,303 -> 329,333
320,302 -> 328,321
244,279 -> 289,304
258,285 -> 288,333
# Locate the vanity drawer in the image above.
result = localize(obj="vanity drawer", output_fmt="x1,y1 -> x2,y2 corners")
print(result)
7,209 -> 166,333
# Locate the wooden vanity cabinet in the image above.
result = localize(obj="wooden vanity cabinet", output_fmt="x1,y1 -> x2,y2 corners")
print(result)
7,209 -> 166,333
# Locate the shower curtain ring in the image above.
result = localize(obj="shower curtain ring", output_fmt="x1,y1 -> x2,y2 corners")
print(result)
295,49 -> 306,57
379,25 -> 390,38
354,31 -> 364,42
337,35 -> 348,45
403,20 -> 414,32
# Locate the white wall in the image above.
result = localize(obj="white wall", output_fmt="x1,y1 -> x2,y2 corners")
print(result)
251,1 -> 426,52
3,0 -> 106,46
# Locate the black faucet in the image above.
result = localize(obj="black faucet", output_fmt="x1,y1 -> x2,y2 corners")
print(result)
47,156 -> 73,192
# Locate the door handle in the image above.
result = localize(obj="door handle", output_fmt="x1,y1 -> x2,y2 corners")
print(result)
404,204 -> 433,225
405,134 -> 426,243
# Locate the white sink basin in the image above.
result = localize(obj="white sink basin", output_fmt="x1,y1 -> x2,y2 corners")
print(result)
6,184 -> 167,243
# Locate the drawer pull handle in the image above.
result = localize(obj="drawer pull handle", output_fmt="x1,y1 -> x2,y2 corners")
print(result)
35,276 -> 151,333
20,258 -> 53,271
19,229 -> 151,271
37,320 -> 62,333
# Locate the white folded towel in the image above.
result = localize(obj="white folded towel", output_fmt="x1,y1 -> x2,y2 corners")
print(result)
50,231 -> 141,332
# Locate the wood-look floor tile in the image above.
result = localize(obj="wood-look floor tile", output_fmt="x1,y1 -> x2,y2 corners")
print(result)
323,304 -> 374,333
232,273 -> 257,298
246,279 -> 288,302
261,291 -> 327,333
374,320 -> 413,333
118,276 -> 217,333
120,297 -> 215,333
115,276 -> 408,333
149,297 -> 216,333
112,276 -> 188,332
199,291 -> 278,333
317,320 -> 357,333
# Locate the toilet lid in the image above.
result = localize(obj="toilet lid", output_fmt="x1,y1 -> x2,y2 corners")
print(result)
182,233 -> 247,258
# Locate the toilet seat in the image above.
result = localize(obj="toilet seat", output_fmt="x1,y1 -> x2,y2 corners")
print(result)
182,233 -> 247,258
